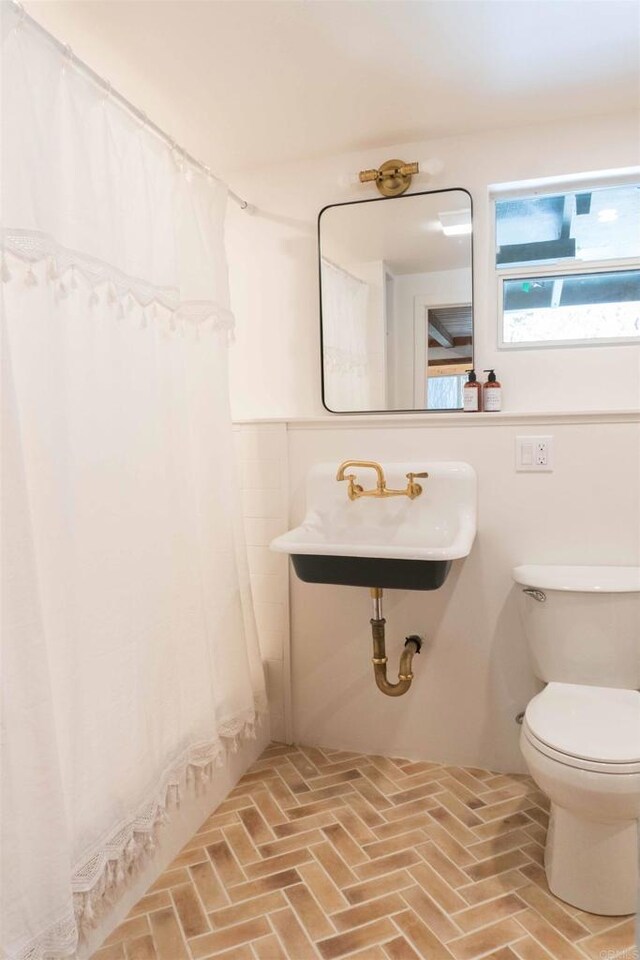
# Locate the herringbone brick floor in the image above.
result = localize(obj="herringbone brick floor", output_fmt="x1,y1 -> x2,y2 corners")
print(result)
95,743 -> 637,960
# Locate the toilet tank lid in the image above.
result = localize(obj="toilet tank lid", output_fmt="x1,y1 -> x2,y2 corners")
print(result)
513,565 -> 640,593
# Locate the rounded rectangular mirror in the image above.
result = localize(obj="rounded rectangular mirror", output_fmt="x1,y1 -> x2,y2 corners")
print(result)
319,189 -> 473,413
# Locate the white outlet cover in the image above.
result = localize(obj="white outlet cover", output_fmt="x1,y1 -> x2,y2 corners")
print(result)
516,436 -> 553,472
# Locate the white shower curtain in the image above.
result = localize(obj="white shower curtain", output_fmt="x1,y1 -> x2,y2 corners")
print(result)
321,259 -> 373,410
1,8 -> 266,960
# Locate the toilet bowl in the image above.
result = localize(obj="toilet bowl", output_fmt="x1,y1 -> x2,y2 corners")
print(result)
521,682 -> 640,915
513,564 -> 640,916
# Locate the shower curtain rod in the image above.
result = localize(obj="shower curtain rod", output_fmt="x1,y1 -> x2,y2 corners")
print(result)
11,1 -> 250,211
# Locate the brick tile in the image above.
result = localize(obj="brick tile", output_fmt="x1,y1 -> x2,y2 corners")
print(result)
452,892 -> 527,934
148,908 -> 188,960
237,806 -> 274,844
223,823 -> 260,865
515,909 -> 586,960
207,840 -> 245,887
344,870 -> 415,906
417,841 -> 469,888
243,846 -> 313,879
409,861 -> 467,913
298,861 -> 349,913
94,946 -> 126,960
125,891 -> 171,919
400,884 -> 462,942
190,859 -> 229,911
322,822 -> 369,866
227,868 -> 302,903
448,917 -> 525,960
576,919 -> 637,960
463,849 -> 531,882
108,743 -> 634,960
352,848 -> 420,882
382,935 -> 421,960
209,891 -> 286,929
269,906 -> 319,959
252,934 -> 287,959
124,935 -> 156,960
171,882 -> 210,938
392,908 -> 455,959
363,829 -> 429,860
189,917 -> 270,959
313,840 -> 358,887
331,892 -> 406,932
458,869 -> 529,906
317,918 -> 397,959
285,883 -> 335,940
516,883 -> 589,940
105,917 -> 150,947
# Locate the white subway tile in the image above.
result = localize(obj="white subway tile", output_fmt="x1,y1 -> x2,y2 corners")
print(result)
236,427 -> 286,461
242,488 -> 284,519
269,713 -> 285,742
246,545 -> 287,577
254,600 -> 286,636
243,517 -> 287,546
250,573 -> 287,604
240,459 -> 281,490
256,630 -> 284,661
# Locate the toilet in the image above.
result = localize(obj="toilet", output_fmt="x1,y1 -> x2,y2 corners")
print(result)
513,564 -> 640,916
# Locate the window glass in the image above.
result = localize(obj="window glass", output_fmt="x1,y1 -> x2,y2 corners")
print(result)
502,269 -> 640,344
496,185 -> 640,267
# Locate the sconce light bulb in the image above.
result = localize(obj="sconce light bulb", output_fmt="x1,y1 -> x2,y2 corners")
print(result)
338,173 -> 361,189
420,158 -> 444,177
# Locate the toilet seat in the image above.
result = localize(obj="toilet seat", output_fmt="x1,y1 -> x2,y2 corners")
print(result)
524,682 -> 640,774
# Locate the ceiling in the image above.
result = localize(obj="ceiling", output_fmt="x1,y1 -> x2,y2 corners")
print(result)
25,0 -> 640,175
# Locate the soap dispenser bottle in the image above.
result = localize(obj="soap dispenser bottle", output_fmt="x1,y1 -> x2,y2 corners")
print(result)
482,369 -> 502,412
463,369 -> 481,412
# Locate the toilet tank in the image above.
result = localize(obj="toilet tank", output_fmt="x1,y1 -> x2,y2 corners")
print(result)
513,565 -> 640,689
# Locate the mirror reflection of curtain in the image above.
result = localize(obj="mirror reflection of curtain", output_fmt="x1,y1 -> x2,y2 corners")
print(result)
427,374 -> 465,410
321,259 -> 373,410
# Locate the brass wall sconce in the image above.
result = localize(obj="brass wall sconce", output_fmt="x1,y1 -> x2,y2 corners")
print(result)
359,159 -> 420,197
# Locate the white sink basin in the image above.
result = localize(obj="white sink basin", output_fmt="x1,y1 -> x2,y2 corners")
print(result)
271,461 -> 476,590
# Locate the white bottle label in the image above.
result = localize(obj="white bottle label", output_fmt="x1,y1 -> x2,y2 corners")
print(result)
484,387 -> 502,411
463,387 -> 479,411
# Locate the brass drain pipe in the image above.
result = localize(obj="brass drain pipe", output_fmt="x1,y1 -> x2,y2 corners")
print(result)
370,588 -> 422,697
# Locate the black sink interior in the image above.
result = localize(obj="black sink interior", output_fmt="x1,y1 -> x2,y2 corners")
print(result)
291,554 -> 452,591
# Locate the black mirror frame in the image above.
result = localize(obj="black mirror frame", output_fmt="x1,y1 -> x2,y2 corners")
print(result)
318,187 -> 474,415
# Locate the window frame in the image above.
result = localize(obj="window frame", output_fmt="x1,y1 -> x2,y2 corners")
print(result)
492,176 -> 640,351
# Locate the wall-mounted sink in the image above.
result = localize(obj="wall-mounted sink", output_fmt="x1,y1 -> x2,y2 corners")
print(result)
271,461 -> 477,590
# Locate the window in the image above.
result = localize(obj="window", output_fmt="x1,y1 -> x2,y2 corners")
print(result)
495,182 -> 640,347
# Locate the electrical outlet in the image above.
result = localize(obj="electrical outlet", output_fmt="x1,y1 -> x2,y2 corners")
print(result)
516,436 -> 553,472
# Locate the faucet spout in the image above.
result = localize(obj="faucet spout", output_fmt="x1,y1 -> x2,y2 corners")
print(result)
336,460 -> 385,486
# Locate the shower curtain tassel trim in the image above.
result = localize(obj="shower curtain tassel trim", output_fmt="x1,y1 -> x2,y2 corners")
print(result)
69,704 -> 265,935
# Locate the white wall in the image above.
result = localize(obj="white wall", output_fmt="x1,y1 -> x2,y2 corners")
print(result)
284,413 -> 640,772
234,423 -> 290,741
226,111 -> 640,419
392,267 -> 472,409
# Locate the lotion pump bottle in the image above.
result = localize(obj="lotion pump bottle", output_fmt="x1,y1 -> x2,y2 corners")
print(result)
482,369 -> 502,412
463,369 -> 481,412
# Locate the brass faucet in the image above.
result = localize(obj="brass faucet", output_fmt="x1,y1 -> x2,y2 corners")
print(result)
336,460 -> 428,500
